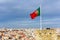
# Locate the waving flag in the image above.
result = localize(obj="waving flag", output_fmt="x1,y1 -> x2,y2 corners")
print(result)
30,7 -> 40,19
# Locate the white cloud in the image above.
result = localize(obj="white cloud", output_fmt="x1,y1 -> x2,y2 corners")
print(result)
42,18 -> 60,28
42,18 -> 60,24
42,0 -> 60,14
0,0 -> 40,28
0,0 -> 17,3
42,0 -> 60,28
0,20 -> 40,28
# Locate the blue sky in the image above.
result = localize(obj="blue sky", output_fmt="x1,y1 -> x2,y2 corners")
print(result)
42,0 -> 60,28
0,0 -> 40,28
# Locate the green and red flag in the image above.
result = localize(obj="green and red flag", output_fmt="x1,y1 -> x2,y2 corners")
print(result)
30,7 -> 40,19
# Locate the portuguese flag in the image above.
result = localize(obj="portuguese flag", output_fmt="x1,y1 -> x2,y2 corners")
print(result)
30,7 -> 40,19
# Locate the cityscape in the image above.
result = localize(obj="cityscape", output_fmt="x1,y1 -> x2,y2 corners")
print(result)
0,28 -> 59,40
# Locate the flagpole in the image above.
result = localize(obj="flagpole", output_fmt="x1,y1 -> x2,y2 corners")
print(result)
40,16 -> 42,30
40,4 -> 42,30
